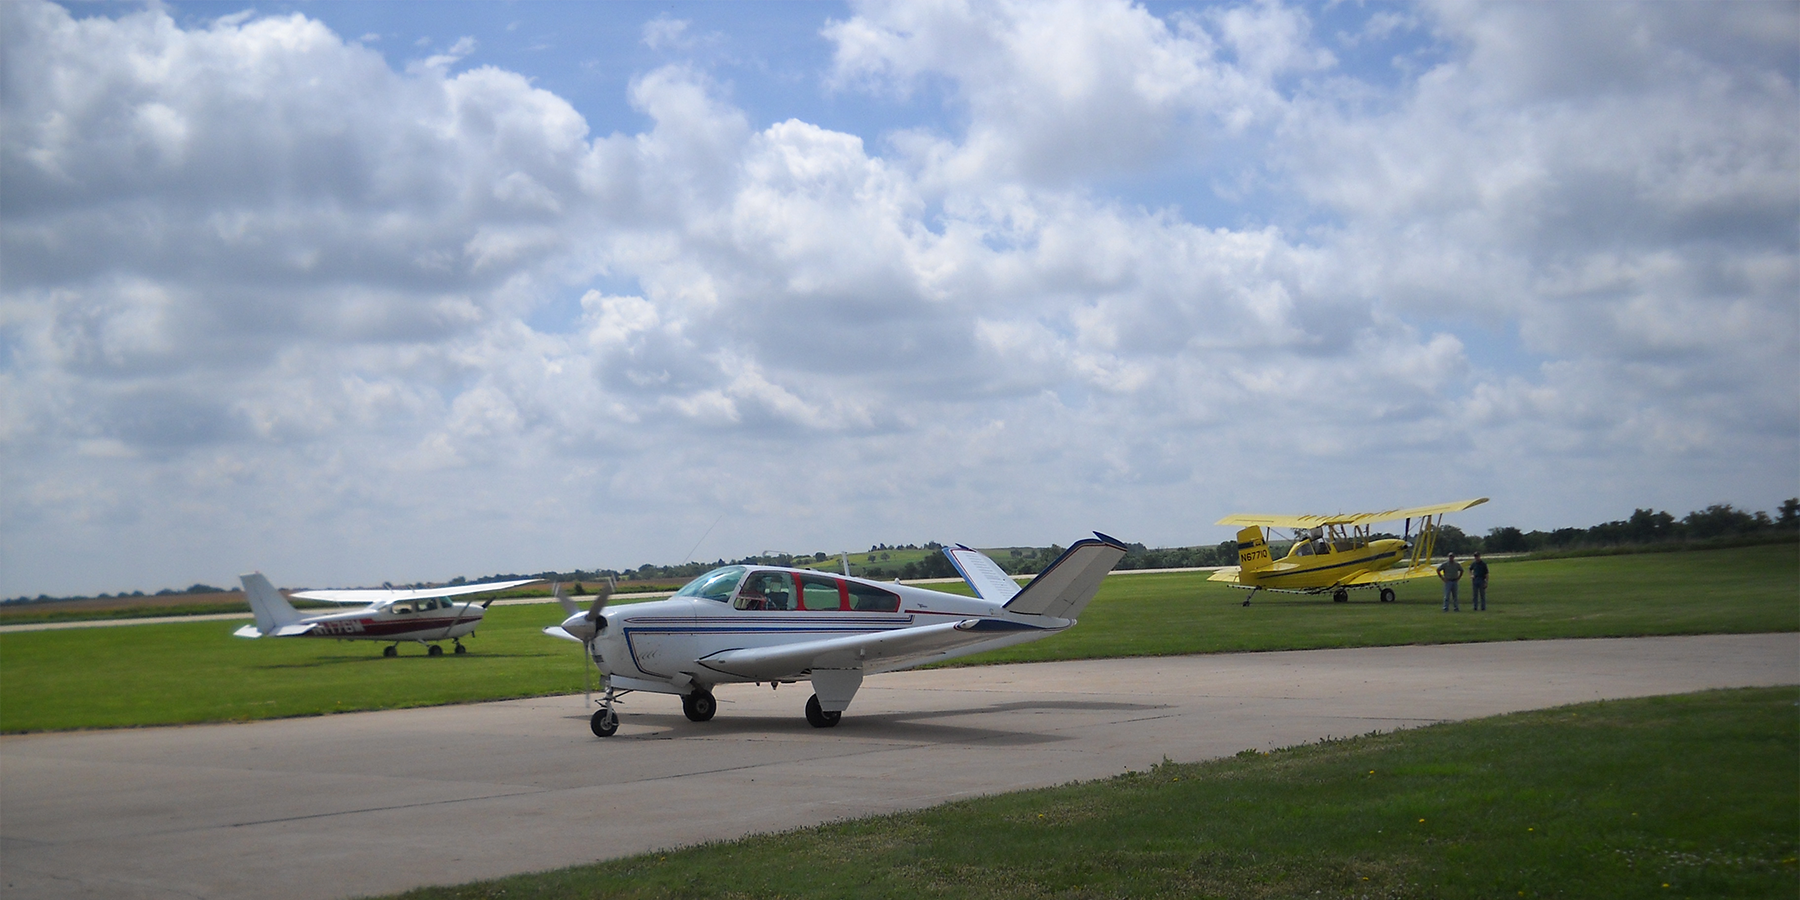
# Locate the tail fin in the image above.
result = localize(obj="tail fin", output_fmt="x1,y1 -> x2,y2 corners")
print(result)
1235,527 -> 1273,573
944,544 -> 1022,603
240,572 -> 304,636
1001,533 -> 1128,619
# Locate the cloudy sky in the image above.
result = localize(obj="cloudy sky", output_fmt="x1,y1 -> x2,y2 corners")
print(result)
3,0 -> 1795,597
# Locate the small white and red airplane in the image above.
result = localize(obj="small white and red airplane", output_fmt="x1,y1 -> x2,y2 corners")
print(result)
234,573 -> 541,656
544,533 -> 1128,736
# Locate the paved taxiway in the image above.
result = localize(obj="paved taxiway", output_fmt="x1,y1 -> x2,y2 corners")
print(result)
2,633 -> 1795,900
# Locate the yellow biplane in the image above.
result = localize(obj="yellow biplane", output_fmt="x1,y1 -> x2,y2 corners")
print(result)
1209,498 -> 1489,605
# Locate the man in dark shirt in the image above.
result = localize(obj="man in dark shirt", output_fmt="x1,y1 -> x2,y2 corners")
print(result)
1469,552 -> 1489,611
1437,553 -> 1463,612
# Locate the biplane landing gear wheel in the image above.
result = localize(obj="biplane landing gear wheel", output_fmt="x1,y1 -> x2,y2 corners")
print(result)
682,690 -> 717,722
1379,588 -> 1396,604
1332,589 -> 1349,603
805,694 -> 841,728
383,645 -> 398,658
590,708 -> 619,737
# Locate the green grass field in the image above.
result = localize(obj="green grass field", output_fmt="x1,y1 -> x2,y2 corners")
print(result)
1,544 -> 1793,732
391,687 -> 1799,900
961,543 -> 1800,664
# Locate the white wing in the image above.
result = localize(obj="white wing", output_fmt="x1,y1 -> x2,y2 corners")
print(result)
694,617 -> 1062,682
291,578 -> 541,603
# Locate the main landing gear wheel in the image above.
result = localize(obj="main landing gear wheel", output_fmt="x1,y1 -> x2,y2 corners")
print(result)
682,690 -> 717,722
1379,587 -> 1397,604
804,694 -> 842,728
1332,589 -> 1349,603
590,707 -> 619,737
428,644 -> 444,657
383,645 -> 398,658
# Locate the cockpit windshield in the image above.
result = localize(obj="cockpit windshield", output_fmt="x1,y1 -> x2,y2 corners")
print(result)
673,566 -> 747,603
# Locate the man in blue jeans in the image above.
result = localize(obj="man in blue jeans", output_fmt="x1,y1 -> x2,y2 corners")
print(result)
1437,553 -> 1463,611
1469,552 -> 1489,611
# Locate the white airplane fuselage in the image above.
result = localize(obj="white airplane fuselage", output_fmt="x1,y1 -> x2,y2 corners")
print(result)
588,569 -> 1063,693
551,535 -> 1129,734
281,600 -> 485,642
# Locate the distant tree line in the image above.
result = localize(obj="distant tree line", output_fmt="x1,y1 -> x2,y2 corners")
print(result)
1475,499 -> 1797,555
9,499 -> 1794,605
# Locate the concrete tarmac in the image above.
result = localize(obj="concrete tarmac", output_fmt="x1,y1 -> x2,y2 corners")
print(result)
2,633 -> 1795,900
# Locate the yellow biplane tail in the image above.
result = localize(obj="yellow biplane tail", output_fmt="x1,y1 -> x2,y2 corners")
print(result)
1234,526 -> 1273,573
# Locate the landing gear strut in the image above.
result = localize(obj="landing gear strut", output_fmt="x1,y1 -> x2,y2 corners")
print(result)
591,686 -> 622,737
1242,587 -> 1260,608
682,690 -> 717,722
805,694 -> 842,728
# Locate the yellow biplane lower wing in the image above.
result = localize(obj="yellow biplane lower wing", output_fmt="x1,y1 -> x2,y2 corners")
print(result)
1339,564 -> 1441,586
1208,564 -> 1433,591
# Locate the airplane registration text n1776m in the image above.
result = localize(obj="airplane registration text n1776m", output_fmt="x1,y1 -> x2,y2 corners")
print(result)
544,534 -> 1130,736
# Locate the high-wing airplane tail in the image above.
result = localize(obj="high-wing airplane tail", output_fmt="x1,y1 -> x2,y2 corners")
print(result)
1001,533 -> 1129,619
238,572 -> 305,637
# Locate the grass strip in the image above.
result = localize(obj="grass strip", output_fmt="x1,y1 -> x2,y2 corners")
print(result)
388,687 -> 1800,900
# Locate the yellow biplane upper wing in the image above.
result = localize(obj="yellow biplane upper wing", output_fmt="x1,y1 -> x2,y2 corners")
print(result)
1217,498 -> 1487,529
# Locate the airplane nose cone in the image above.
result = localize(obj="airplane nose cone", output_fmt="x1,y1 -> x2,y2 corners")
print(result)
561,611 -> 600,642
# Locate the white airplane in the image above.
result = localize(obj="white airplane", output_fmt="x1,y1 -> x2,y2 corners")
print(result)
544,533 -> 1129,736
233,573 -> 542,656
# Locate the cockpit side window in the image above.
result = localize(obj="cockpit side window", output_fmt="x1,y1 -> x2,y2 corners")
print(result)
391,601 -> 414,614
799,574 -> 844,611
735,571 -> 793,610
675,566 -> 747,603
848,582 -> 901,612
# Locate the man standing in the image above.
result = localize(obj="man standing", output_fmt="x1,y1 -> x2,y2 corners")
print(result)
1469,552 -> 1489,611
1437,553 -> 1463,612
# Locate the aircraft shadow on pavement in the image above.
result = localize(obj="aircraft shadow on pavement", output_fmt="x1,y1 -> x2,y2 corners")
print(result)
254,652 -> 551,670
563,699 -> 1168,747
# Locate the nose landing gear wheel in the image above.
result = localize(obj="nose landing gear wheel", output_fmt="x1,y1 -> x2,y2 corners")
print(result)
591,708 -> 619,737
804,694 -> 841,728
453,641 -> 467,654
682,691 -> 717,722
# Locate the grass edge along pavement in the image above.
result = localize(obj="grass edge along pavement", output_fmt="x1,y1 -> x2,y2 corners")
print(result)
387,687 -> 1800,900
1,544 -> 1794,733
